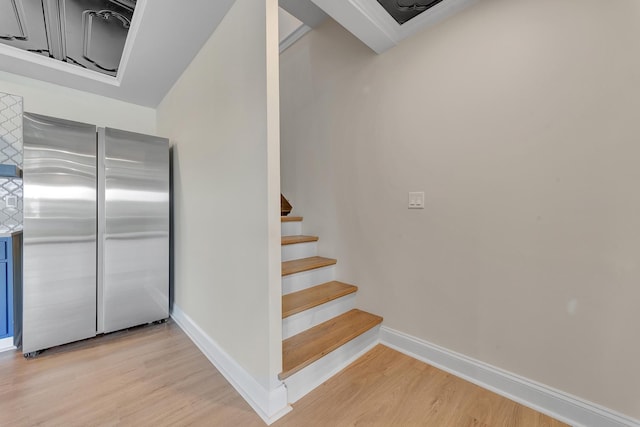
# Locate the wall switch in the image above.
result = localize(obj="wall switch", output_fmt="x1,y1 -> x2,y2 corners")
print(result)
408,192 -> 425,209
5,196 -> 17,208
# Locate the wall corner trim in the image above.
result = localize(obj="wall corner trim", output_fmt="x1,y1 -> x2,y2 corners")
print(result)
171,305 -> 291,425
379,326 -> 639,427
279,24 -> 312,53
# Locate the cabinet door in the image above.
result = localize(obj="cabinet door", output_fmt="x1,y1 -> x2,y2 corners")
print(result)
0,262 -> 8,338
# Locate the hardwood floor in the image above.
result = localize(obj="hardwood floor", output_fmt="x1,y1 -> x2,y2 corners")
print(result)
0,321 -> 567,426
275,345 -> 568,427
0,322 -> 263,426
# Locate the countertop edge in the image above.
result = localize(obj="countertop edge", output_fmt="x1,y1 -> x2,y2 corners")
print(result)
0,230 -> 23,238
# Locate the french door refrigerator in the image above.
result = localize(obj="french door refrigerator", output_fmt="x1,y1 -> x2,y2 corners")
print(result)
22,113 -> 169,355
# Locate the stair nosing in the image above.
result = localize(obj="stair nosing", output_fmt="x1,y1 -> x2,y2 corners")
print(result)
279,309 -> 383,380
282,281 -> 358,318
281,216 -> 303,222
281,235 -> 319,246
282,256 -> 337,276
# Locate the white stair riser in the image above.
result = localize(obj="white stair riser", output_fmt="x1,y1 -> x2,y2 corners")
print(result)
282,265 -> 335,295
281,222 -> 302,236
281,241 -> 318,262
283,326 -> 380,403
283,294 -> 356,339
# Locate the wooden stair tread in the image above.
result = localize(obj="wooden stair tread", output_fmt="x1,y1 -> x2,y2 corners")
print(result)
282,235 -> 319,245
282,256 -> 337,276
281,216 -> 303,222
280,309 -> 383,380
283,281 -> 358,318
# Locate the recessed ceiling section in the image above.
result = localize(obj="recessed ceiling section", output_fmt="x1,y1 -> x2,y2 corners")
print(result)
0,0 -> 135,77
310,0 -> 477,53
376,0 -> 445,24
2,0 -> 475,105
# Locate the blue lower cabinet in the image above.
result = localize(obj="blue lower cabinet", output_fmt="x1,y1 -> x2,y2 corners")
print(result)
0,237 -> 12,339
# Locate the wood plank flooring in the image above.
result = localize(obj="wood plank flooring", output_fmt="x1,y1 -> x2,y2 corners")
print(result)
0,321 -> 567,426
0,322 -> 263,426
276,345 -> 568,427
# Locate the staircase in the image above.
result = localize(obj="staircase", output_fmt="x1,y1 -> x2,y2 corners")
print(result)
280,216 -> 383,402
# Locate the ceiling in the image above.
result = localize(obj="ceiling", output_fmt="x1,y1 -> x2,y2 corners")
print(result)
309,0 -> 478,54
0,0 -> 235,107
0,0 -> 477,108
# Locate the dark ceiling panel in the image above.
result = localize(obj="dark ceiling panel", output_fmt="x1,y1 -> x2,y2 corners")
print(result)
0,0 -> 135,77
60,0 -> 134,75
0,0 -> 50,57
376,0 -> 445,25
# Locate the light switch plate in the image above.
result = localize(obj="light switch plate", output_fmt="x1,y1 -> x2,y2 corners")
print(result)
408,192 -> 425,209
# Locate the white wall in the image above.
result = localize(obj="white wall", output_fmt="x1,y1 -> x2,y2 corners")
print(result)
157,0 -> 282,395
279,8 -> 303,45
280,0 -> 640,420
0,71 -> 155,134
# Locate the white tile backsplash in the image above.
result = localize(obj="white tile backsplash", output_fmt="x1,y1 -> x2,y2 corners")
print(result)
0,93 -> 23,233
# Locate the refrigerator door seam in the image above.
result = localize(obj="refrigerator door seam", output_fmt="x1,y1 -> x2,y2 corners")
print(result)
96,127 -> 105,334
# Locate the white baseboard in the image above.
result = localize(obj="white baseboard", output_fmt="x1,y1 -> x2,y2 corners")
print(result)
0,337 -> 15,353
171,305 -> 291,425
170,305 -> 639,426
379,326 -> 640,427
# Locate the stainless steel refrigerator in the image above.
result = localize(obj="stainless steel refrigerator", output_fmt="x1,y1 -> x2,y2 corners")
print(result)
22,113 -> 169,355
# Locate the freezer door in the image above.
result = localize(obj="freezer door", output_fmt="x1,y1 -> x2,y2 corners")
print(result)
22,113 -> 97,354
102,128 -> 169,333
